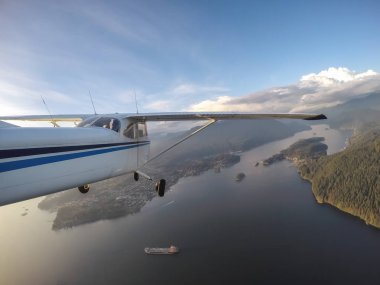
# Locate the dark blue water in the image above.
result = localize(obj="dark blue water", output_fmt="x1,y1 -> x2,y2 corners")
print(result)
1,125 -> 379,284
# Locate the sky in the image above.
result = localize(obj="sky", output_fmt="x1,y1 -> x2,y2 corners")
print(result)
0,0 -> 379,116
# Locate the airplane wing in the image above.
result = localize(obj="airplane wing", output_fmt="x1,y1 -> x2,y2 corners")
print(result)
0,114 -> 91,122
0,112 -> 327,124
127,112 -> 327,122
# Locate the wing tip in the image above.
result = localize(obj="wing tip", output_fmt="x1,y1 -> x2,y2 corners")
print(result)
303,114 -> 327,120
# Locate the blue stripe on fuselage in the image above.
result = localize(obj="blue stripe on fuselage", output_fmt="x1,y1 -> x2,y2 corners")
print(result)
0,141 -> 150,159
0,142 -> 150,173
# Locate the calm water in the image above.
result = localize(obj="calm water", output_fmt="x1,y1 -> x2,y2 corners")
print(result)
1,125 -> 380,285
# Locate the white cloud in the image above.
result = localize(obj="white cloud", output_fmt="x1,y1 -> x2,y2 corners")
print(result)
3,66 -> 378,120
172,84 -> 197,95
143,83 -> 230,112
188,67 -> 380,113
172,84 -> 229,95
189,96 -> 235,111
145,100 -> 173,111
300,67 -> 377,87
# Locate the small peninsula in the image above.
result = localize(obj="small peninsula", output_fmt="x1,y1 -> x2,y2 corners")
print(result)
262,137 -> 328,166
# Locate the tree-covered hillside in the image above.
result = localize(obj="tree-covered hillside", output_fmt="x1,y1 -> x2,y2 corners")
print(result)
299,124 -> 380,228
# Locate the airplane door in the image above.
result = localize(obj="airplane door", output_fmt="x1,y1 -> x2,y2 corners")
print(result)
123,122 -> 149,168
123,122 -> 138,168
136,122 -> 149,166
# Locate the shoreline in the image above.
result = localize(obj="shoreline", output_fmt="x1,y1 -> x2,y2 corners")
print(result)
264,129 -> 380,230
298,170 -> 380,228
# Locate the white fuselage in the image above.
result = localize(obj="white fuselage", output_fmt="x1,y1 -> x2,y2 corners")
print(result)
0,120 -> 150,206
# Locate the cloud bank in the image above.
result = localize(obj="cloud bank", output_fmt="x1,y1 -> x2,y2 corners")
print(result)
189,67 -> 380,113
1,67 -> 379,120
144,83 -> 229,111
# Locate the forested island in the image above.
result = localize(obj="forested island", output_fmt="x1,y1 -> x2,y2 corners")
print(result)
262,124 -> 380,228
262,137 -> 327,166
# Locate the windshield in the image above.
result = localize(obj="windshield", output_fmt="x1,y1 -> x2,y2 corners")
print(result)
76,117 -> 99,127
77,117 -> 121,132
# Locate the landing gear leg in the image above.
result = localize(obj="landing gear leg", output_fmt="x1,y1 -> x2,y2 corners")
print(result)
134,170 -> 166,197
78,184 -> 90,194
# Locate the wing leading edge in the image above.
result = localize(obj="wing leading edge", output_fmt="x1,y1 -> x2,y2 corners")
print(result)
0,112 -> 327,123
127,112 -> 327,122
0,114 -> 90,122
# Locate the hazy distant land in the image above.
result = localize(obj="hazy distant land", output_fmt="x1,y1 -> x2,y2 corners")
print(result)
262,137 -> 327,166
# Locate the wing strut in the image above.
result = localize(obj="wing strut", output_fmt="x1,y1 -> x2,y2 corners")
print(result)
135,119 -> 217,181
144,119 -> 216,166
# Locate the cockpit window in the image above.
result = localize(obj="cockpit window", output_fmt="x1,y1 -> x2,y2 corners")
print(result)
77,117 -> 121,132
124,123 -> 135,139
123,122 -> 147,139
92,118 -> 119,131
137,122 -> 147,137
77,117 -> 99,127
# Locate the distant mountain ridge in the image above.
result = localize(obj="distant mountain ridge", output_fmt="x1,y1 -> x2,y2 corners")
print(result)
317,92 -> 380,130
151,119 -> 311,166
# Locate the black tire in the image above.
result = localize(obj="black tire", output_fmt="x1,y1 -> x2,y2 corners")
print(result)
134,172 -> 139,181
155,182 -> 159,192
157,179 -> 166,197
78,184 -> 90,194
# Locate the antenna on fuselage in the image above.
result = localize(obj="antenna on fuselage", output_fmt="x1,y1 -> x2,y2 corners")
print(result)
40,95 -> 58,127
134,89 -> 139,114
88,90 -> 97,115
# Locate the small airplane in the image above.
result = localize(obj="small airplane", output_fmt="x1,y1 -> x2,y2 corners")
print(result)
0,112 -> 326,206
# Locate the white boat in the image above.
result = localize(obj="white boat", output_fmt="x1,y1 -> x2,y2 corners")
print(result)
144,245 -> 179,255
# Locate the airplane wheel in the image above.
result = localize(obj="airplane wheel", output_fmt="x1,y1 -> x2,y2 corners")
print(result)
78,184 -> 90,194
156,179 -> 166,197
134,172 -> 139,181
